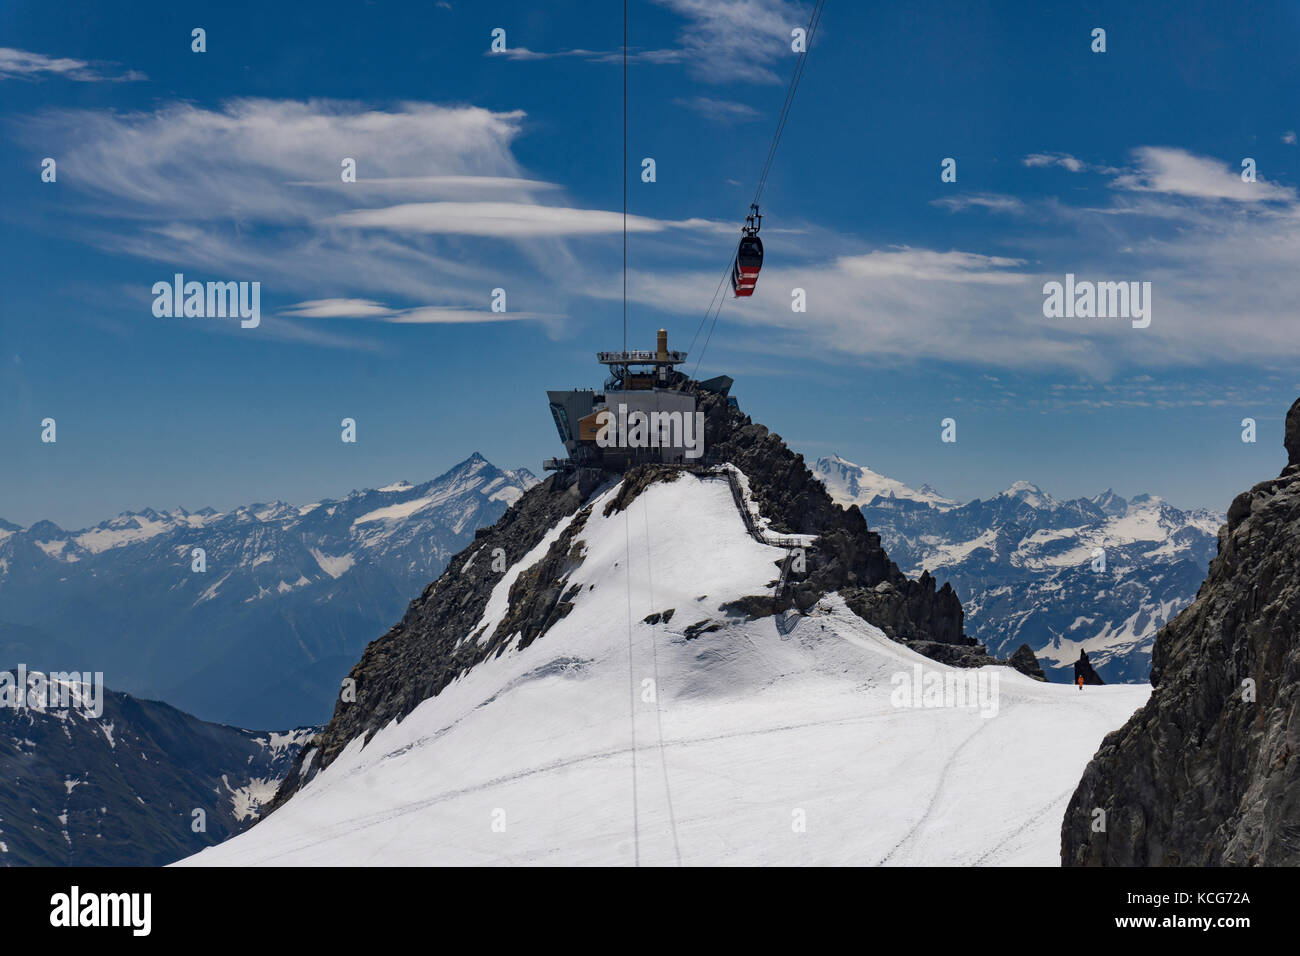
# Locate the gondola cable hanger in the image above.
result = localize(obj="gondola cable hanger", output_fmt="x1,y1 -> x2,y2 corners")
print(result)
689,0 -> 827,377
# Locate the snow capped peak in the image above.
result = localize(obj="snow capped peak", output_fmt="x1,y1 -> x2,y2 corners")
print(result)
105,513 -> 145,529
997,481 -> 1056,509
848,466 -> 1224,684
2,455 -> 538,577
242,501 -> 297,522
1089,488 -> 1129,518
451,452 -> 490,475
511,467 -> 540,489
26,519 -> 66,538
813,456 -> 958,511
1004,480 -> 1041,495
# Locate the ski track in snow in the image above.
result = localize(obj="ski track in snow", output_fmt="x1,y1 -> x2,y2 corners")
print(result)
181,473 -> 1149,867
873,704 -> 1001,866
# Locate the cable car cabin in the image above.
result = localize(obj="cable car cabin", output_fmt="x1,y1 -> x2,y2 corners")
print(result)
731,235 -> 763,297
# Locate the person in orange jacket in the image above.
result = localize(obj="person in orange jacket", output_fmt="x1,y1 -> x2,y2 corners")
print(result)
1074,649 -> 1100,689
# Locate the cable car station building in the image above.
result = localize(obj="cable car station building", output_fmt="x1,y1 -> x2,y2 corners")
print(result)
545,329 -> 733,472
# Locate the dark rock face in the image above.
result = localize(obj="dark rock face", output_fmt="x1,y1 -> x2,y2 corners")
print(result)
697,391 -> 970,650
841,578 -> 970,654
1286,397 -> 1300,467
1008,643 -> 1048,682
892,637 -> 1001,669
1062,399 -> 1300,865
0,677 -> 311,866
1072,650 -> 1105,686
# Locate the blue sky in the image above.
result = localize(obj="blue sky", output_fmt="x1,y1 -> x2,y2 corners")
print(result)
2,0 -> 1299,528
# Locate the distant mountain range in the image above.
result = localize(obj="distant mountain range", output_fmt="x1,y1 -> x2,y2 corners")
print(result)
813,456 -> 1223,683
814,455 -> 959,510
0,454 -> 537,728
0,443 -> 1216,747
0,672 -> 314,866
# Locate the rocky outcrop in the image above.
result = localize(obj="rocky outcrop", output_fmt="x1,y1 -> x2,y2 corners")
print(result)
1008,643 -> 1048,682
841,578 -> 969,650
1286,396 -> 1300,467
696,390 -> 971,650
1073,650 -> 1105,686
1062,397 -> 1300,866
0,677 -> 312,866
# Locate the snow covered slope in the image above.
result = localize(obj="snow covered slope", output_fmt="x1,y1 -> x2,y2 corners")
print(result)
183,473 -> 1146,867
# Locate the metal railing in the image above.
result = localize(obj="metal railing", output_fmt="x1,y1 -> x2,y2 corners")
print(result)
596,350 -> 687,364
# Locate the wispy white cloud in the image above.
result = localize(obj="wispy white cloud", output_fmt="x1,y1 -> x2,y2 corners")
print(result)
1023,152 -> 1087,172
1110,146 -> 1295,202
1022,152 -> 1124,177
932,193 -> 1026,214
634,146 -> 1300,376
27,99 -> 532,222
655,0 -> 809,83
493,46 -> 683,65
0,47 -> 143,81
30,98 -> 1300,376
487,0 -> 807,84
835,248 -> 1026,283
281,298 -> 559,324
285,175 -> 562,197
674,96 -> 761,122
1283,131 -> 1297,145
21,98 -> 682,342
627,248 -> 1099,372
323,201 -> 719,237
281,299 -> 395,319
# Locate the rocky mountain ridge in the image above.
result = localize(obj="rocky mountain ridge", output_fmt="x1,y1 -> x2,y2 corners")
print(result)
0,672 -> 312,866
1061,396 -> 1300,865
